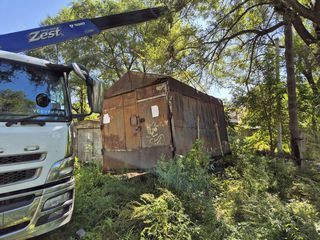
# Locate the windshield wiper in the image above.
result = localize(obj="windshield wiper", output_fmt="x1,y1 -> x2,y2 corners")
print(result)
5,114 -> 63,127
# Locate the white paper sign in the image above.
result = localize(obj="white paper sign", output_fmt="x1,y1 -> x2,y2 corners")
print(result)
151,105 -> 159,118
103,113 -> 110,124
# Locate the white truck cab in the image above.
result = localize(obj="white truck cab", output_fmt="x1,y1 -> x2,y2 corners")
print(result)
0,50 -> 103,239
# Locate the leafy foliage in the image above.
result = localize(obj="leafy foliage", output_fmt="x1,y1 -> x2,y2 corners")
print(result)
130,189 -> 196,240
156,140 -> 211,196
46,142 -> 320,240
155,140 -> 226,239
46,161 -> 156,240
213,152 -> 320,240
29,0 -> 204,85
26,0 -> 320,158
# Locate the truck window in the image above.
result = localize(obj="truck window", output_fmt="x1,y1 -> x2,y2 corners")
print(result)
0,58 -> 70,121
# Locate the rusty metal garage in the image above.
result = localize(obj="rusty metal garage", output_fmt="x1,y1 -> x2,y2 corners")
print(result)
101,71 -> 229,171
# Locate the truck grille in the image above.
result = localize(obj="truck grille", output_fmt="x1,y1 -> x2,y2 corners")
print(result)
0,195 -> 35,213
0,169 -> 37,186
0,221 -> 30,236
0,153 -> 44,165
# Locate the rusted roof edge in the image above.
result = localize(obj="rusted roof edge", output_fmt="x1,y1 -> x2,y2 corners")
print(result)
104,71 -> 223,104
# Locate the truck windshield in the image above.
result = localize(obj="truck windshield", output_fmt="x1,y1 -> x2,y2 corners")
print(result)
0,58 -> 69,122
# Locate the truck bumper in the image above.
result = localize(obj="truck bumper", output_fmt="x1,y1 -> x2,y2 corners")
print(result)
0,177 -> 75,240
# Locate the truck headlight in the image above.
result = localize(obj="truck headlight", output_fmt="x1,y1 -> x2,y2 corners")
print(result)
46,156 -> 74,183
43,191 -> 72,211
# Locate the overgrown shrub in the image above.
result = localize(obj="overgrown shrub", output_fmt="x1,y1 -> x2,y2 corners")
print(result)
215,152 -> 320,240
47,162 -> 156,240
156,140 -> 211,196
155,141 -> 228,239
46,143 -> 320,240
129,189 -> 197,240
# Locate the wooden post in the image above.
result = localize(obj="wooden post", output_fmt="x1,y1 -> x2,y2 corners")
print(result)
197,115 -> 200,139
215,122 -> 224,156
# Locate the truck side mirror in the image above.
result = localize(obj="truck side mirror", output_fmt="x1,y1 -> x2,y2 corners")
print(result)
71,63 -> 88,81
91,76 -> 104,113
70,63 -> 104,117
71,63 -> 93,108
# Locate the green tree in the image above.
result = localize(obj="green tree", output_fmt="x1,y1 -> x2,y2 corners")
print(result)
28,0 -> 206,121
29,0 -> 203,86
295,38 -> 320,131
233,48 -> 287,153
172,0 -> 319,162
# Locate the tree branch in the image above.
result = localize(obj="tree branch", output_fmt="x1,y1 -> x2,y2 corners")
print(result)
205,21 -> 284,44
283,0 -> 320,24
291,13 -> 317,45
211,0 -> 251,29
208,2 -> 270,37
302,59 -> 319,98
244,35 -> 261,92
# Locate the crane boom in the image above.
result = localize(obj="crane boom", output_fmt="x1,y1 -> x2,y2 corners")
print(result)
0,7 -> 167,53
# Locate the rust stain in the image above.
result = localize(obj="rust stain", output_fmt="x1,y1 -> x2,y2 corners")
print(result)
105,134 -> 125,149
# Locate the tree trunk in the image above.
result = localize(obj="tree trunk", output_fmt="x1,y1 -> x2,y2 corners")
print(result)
284,20 -> 301,165
302,67 -> 319,130
267,120 -> 274,154
275,38 -> 283,155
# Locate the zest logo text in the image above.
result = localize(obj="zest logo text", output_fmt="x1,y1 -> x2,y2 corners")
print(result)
28,28 -> 62,43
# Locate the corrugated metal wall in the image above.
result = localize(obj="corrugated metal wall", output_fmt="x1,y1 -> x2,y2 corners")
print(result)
73,120 -> 102,164
169,91 -> 229,156
101,82 -> 173,171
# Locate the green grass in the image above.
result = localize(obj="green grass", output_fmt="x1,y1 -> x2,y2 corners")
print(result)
46,143 -> 320,240
46,164 -> 157,240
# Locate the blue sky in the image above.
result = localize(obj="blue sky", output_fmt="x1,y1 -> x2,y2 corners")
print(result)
208,86 -> 231,101
0,0 -> 231,100
0,0 -> 72,34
